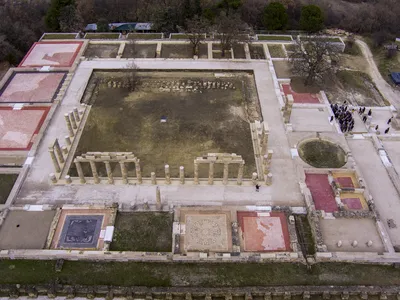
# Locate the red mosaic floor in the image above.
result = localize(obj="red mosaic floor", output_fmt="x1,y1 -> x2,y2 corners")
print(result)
237,211 -> 290,252
282,84 -> 320,104
19,41 -> 83,68
0,107 -> 49,150
305,174 -> 338,213
335,177 -> 354,188
341,198 -> 363,210
0,72 -> 65,103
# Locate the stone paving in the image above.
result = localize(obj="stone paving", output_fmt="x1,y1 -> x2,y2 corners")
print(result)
0,72 -> 65,103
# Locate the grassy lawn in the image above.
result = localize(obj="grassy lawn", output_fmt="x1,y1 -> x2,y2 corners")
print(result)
85,33 -> 120,39
170,34 -> 189,39
268,44 -> 286,58
127,33 -> 163,39
1,260 -> 400,286
368,41 -> 400,84
258,35 -> 292,41
0,174 -> 18,204
301,37 -> 342,43
110,212 -> 173,252
41,33 -> 77,40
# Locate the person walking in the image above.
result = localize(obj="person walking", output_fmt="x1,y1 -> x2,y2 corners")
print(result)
255,184 -> 260,192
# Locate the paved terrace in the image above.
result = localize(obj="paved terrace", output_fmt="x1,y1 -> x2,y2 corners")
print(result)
16,59 -> 303,207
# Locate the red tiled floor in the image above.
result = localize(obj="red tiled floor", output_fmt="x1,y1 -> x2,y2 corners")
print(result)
342,198 -> 363,210
335,177 -> 354,188
305,174 -> 338,213
282,84 -> 320,104
0,107 -> 50,150
237,211 -> 290,252
19,41 -> 83,68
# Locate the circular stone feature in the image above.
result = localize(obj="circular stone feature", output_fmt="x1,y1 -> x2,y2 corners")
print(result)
298,139 -> 346,168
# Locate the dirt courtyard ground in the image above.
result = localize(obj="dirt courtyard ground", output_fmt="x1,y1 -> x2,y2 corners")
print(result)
161,44 -> 193,59
84,44 -> 119,58
0,173 -> 18,204
72,71 -> 259,178
122,44 -> 157,58
0,211 -> 55,249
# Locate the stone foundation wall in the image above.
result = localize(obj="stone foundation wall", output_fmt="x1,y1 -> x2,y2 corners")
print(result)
0,284 -> 398,299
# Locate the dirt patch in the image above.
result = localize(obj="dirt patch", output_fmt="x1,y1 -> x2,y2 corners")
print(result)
198,44 -> 208,59
110,212 -> 173,252
249,44 -> 265,60
71,71 -> 260,178
268,44 -> 286,58
290,77 -> 321,94
298,139 -> 347,168
122,43 -> 157,58
0,61 -> 10,82
0,173 -> 18,204
325,70 -> 387,106
273,61 -> 293,78
161,44 -> 193,58
84,44 -> 119,58
233,44 -> 246,59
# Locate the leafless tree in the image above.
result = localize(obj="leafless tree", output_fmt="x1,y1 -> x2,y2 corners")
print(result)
185,16 -> 210,56
213,12 -> 249,58
125,61 -> 141,92
289,38 -> 341,86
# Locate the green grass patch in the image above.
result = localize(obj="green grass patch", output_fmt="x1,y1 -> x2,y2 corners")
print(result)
41,33 -> 77,40
170,34 -> 189,39
85,33 -> 120,39
268,44 -> 286,58
258,35 -> 292,41
0,174 -> 18,204
301,37 -> 342,43
1,260 -> 400,286
127,33 -> 162,39
110,212 -> 173,252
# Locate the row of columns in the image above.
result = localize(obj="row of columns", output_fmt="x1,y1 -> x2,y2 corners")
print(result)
283,94 -> 294,124
194,161 -> 244,185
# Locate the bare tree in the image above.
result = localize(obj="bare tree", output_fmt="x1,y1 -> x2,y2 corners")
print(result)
125,61 -> 141,92
185,16 -> 210,56
289,38 -> 341,86
214,12 -> 249,58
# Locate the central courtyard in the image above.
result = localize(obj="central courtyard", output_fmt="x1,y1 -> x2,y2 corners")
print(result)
71,71 -> 260,178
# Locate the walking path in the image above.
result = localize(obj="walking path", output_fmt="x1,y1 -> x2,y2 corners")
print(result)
356,39 -> 400,111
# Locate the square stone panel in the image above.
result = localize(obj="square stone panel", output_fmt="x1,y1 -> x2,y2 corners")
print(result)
19,41 -> 83,67
0,72 -> 65,103
58,215 -> 103,249
0,107 -> 49,150
184,214 -> 229,252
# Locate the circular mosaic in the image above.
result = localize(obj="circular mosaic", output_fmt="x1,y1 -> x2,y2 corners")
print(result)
298,139 -> 347,168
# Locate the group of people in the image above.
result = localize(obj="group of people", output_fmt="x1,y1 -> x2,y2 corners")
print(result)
330,103 -> 355,133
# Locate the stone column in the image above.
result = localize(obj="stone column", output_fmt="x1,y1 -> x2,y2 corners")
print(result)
179,166 -> 185,184
89,161 -> 100,184
54,140 -> 64,164
244,43 -> 251,60
65,136 -> 71,146
156,42 -> 162,58
156,186 -> 162,210
105,161 -> 114,184
223,163 -> 229,185
261,122 -> 269,155
194,161 -> 199,184
64,113 -> 74,137
49,173 -> 57,184
49,148 -> 61,173
283,94 -> 294,124
208,162 -> 214,185
119,162 -> 128,184
74,160 -> 86,184
62,146 -> 68,156
73,107 -> 80,122
165,164 -> 171,184
237,162 -> 244,185
207,42 -> 213,59
69,111 -> 77,130
264,149 -> 273,174
266,173 -> 272,186
151,172 -> 157,184
252,172 -> 258,185
135,162 -> 142,184
65,175 -> 72,184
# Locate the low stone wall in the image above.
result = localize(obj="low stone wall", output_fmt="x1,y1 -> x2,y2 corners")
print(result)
0,284 -> 398,299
